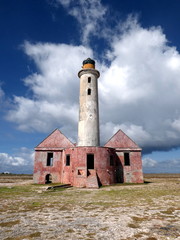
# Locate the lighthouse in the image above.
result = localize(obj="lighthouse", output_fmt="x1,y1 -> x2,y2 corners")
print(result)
77,58 -> 100,146
33,57 -> 144,187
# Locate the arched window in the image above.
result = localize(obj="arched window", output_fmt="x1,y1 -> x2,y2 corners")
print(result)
88,77 -> 91,83
87,88 -> 91,95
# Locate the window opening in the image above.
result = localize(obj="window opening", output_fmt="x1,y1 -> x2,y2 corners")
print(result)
87,154 -> 94,169
87,88 -> 91,95
88,77 -> 91,83
47,153 -> 53,166
124,152 -> 130,166
110,155 -> 114,166
78,169 -> 84,175
66,154 -> 70,166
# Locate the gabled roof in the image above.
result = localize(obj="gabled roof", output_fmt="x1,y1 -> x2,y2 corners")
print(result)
104,129 -> 141,150
35,129 -> 75,149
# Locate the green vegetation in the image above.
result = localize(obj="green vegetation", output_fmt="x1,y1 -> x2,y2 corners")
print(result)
0,175 -> 179,210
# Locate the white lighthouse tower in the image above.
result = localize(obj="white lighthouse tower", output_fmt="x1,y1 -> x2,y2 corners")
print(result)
77,58 -> 100,146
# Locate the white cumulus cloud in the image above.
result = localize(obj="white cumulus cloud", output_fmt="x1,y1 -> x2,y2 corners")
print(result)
143,157 -> 157,168
6,42 -> 93,140
143,157 -> 180,173
98,19 -> 180,150
5,2 -> 180,156
56,0 -> 107,44
0,148 -> 34,173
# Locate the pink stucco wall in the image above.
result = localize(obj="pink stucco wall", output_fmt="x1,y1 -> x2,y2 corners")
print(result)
34,147 -> 143,186
33,129 -> 144,186
116,151 -> 143,183
62,147 -> 117,187
33,150 -> 62,184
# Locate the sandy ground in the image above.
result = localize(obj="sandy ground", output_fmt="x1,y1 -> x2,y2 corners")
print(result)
0,176 -> 179,240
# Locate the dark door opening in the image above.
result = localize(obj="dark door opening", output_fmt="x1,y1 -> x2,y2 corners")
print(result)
45,174 -> 52,184
87,154 -> 94,169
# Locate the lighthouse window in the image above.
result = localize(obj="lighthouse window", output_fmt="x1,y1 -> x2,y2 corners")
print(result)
88,77 -> 91,83
66,155 -> 70,166
47,153 -> 53,166
88,88 -> 91,95
124,152 -> 130,166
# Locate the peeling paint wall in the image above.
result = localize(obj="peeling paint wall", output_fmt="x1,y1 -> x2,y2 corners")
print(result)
116,151 -> 143,183
34,146 -> 134,186
33,150 -> 62,184
62,147 -> 118,187
33,134 -> 143,186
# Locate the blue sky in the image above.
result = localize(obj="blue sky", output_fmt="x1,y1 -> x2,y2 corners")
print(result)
0,0 -> 180,174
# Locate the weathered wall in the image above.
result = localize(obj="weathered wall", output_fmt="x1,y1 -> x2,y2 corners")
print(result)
105,129 -> 141,149
36,129 -> 75,149
61,147 -> 118,187
33,150 -> 62,184
33,128 -> 75,184
104,129 -> 143,183
33,146 -> 143,185
116,151 -> 143,183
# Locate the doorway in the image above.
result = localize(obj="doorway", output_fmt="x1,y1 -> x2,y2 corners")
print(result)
45,174 -> 52,184
87,154 -> 94,177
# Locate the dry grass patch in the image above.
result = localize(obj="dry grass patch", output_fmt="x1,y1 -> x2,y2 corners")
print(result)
0,220 -> 20,227
5,232 -> 41,240
128,222 -> 139,228
131,216 -> 149,222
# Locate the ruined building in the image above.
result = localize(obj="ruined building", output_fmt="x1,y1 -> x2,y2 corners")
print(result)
33,58 -> 143,187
